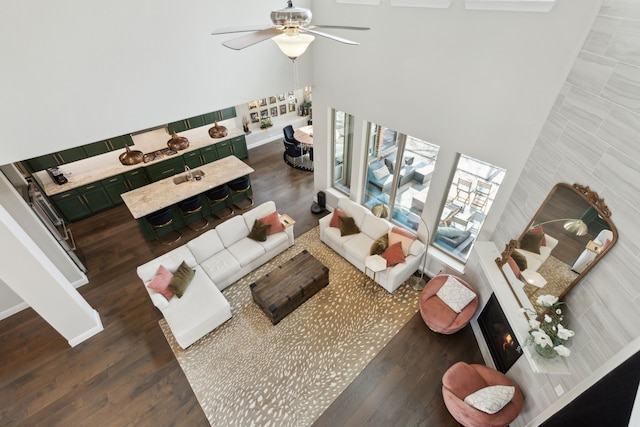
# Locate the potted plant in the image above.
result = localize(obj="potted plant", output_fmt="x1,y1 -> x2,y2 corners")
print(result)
242,116 -> 251,134
260,117 -> 272,129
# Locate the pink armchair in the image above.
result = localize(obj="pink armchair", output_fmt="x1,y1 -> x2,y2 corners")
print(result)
419,274 -> 478,334
442,362 -> 524,427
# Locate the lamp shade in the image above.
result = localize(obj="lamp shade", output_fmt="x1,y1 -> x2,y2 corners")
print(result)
272,33 -> 315,60
563,219 -> 588,236
371,203 -> 389,219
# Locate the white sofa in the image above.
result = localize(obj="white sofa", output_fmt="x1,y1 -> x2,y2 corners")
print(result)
137,201 -> 294,348
319,198 -> 426,293
518,234 -> 558,272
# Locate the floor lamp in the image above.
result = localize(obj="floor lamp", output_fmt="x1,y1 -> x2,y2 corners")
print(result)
371,203 -> 430,292
533,218 -> 588,236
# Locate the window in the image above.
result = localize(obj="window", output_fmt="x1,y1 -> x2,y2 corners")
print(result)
434,154 -> 505,262
332,110 -> 354,194
364,122 -> 439,232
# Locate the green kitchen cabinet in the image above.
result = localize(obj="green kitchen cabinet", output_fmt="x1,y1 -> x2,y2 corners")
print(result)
216,140 -> 234,159
80,183 -> 113,213
219,107 -> 236,120
26,146 -> 88,171
202,112 -> 217,125
167,119 -> 189,134
200,144 -> 219,164
102,174 -> 129,205
183,149 -> 203,168
230,135 -> 248,159
83,139 -> 112,156
145,156 -> 186,182
51,189 -> 91,223
109,134 -> 133,150
124,168 -> 150,190
186,115 -> 206,129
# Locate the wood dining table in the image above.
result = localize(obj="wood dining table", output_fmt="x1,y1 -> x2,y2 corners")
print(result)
294,125 -> 313,146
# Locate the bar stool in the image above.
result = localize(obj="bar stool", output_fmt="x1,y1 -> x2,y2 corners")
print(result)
146,207 -> 181,245
177,194 -> 209,231
205,184 -> 235,219
228,176 -> 253,211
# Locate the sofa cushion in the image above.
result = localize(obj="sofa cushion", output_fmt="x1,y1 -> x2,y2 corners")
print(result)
443,362 -> 491,402
372,164 -> 390,181
187,229 -> 225,264
169,261 -> 196,298
389,227 -> 417,256
361,214 -> 390,240
227,237 -> 266,267
339,216 -> 360,236
200,250 -> 242,286
217,215 -> 250,247
259,211 -> 284,235
258,230 -> 290,252
248,219 -> 271,242
422,294 -> 458,331
146,265 -> 175,301
330,208 -> 347,228
464,385 -> 515,414
344,232 -> 375,262
382,241 -> 405,267
370,233 -> 389,255
242,201 -> 277,231
137,246 -> 197,283
337,198 -> 368,229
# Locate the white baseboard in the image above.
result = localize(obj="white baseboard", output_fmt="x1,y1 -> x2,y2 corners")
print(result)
67,309 -> 104,347
0,301 -> 29,321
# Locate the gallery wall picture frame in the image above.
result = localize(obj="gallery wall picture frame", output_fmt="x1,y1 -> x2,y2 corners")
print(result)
270,106 -> 278,117
248,101 -> 258,110
260,109 -> 269,118
288,103 -> 296,112
280,104 -> 287,115
278,93 -> 286,102
250,112 -> 259,123
269,96 -> 277,104
258,98 -> 267,107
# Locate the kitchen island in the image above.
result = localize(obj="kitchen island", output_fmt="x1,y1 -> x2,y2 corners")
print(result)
121,155 -> 254,240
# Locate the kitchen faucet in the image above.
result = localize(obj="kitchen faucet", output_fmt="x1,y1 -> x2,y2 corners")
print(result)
185,165 -> 193,181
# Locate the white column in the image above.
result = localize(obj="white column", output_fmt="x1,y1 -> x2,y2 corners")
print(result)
0,204 -> 103,346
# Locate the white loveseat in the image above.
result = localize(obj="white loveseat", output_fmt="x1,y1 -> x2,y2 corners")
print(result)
319,198 -> 426,293
137,201 -> 294,348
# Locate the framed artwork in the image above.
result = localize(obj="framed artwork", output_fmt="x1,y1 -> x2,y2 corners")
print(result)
287,91 -> 295,100
269,96 -> 277,104
288,103 -> 296,112
248,101 -> 258,110
260,109 -> 269,118
278,93 -> 286,102
250,112 -> 259,123
258,98 -> 267,107
270,106 -> 278,117
280,104 -> 287,115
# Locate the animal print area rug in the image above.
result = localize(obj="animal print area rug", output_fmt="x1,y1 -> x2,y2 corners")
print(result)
159,227 -> 419,426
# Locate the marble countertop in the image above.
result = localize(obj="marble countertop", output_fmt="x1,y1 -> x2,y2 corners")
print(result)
121,155 -> 254,219
33,126 -> 245,197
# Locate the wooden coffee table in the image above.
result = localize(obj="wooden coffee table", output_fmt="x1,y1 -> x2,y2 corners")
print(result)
250,249 -> 329,325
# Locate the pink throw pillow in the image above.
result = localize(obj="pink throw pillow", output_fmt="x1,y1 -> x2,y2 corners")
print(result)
389,227 -> 416,256
507,257 -> 521,279
382,242 -> 406,267
146,265 -> 175,301
330,208 -> 346,228
259,211 -> 284,235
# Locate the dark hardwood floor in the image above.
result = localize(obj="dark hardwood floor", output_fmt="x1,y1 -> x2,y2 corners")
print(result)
0,140 -> 482,426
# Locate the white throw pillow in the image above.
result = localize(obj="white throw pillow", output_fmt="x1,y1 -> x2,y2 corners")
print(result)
372,165 -> 390,181
436,276 -> 476,313
464,385 -> 515,414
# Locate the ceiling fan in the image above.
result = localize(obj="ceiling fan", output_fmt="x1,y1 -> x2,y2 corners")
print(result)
211,1 -> 370,60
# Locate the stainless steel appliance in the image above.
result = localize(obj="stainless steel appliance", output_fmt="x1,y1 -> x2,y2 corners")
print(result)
28,181 -> 87,273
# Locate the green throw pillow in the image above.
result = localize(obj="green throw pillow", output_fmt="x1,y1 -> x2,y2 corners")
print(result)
248,219 -> 271,242
338,216 -> 360,237
370,233 -> 389,255
169,261 -> 195,298
519,232 -> 544,254
511,250 -> 528,271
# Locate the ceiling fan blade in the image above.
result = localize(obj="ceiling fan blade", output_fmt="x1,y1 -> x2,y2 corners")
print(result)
308,25 -> 370,31
212,25 -> 273,35
302,28 -> 359,45
222,28 -> 283,50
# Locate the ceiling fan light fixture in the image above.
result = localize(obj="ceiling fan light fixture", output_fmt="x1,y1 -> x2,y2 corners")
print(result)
272,33 -> 315,60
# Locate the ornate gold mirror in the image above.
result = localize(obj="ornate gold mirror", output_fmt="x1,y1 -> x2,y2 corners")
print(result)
496,183 -> 617,309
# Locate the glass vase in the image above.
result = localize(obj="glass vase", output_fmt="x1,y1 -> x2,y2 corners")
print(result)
534,343 -> 557,359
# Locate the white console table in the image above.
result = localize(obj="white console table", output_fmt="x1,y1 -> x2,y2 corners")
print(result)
474,241 -> 569,375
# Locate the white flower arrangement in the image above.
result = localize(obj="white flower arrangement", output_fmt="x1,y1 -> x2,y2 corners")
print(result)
522,294 -> 575,358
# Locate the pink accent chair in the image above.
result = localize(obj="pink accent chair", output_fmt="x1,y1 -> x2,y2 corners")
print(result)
442,362 -> 524,427
419,274 -> 478,334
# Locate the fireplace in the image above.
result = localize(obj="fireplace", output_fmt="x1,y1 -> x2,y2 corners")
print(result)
478,293 -> 523,373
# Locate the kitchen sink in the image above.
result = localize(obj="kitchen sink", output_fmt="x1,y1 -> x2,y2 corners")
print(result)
173,170 -> 205,184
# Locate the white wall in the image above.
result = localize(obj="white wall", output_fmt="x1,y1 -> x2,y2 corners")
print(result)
0,0 -> 313,164
310,0 -> 602,243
